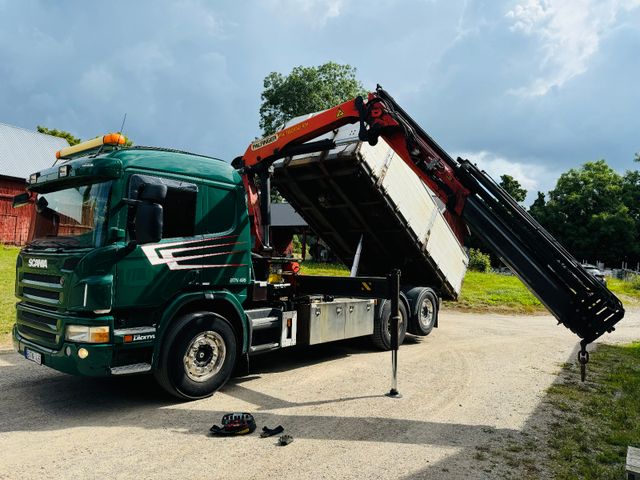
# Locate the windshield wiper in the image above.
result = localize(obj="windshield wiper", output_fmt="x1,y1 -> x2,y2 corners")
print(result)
28,239 -> 85,249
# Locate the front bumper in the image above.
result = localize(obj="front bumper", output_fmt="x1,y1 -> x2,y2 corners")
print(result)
13,324 -> 114,377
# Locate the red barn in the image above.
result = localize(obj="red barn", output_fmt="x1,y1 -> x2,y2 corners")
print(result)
0,124 -> 69,245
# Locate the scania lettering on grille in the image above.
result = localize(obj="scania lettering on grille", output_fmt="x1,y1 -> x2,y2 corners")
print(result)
140,235 -> 248,271
28,258 -> 48,269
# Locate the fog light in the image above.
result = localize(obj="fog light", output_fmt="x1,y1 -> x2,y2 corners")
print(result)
78,348 -> 89,359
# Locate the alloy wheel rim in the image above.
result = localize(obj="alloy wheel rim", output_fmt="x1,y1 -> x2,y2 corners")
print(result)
183,331 -> 226,382
419,298 -> 433,327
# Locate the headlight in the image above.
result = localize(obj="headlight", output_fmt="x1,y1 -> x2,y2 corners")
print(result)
65,325 -> 110,343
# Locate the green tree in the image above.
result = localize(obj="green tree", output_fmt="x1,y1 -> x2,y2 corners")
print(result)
622,170 -> 640,223
622,168 -> 640,264
529,191 -> 546,219
528,190 -> 561,229
499,174 -> 527,202
259,62 -> 366,135
468,248 -> 491,272
541,160 -> 635,264
37,126 -> 81,146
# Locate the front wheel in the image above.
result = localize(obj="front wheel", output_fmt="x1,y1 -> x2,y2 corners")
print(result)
155,311 -> 237,400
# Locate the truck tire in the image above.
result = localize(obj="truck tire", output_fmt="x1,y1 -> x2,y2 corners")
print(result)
154,311 -> 237,400
405,287 -> 438,336
372,300 -> 408,350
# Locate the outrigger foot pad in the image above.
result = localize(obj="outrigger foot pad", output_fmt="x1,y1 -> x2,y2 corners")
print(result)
385,389 -> 403,399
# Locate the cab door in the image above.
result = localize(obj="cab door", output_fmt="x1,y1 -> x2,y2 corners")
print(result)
114,172 -> 201,310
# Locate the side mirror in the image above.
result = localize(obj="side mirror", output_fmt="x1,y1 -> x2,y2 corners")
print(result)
135,203 -> 163,244
35,196 -> 49,213
12,192 -> 31,208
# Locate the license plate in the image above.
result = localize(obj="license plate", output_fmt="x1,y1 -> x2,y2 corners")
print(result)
24,348 -> 42,365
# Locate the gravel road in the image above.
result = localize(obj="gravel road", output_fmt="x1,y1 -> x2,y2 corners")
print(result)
1,309 -> 639,480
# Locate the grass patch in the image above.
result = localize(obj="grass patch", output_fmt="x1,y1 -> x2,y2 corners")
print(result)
444,270 -> 543,314
606,277 -> 640,306
299,261 -> 349,277
0,246 -> 19,341
476,344 -> 640,478
544,342 -> 640,479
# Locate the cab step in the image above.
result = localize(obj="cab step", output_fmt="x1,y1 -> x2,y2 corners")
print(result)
110,363 -> 152,375
249,342 -> 280,354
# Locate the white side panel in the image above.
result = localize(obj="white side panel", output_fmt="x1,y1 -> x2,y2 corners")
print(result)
364,140 -> 438,246
359,137 -> 468,295
426,219 -> 468,293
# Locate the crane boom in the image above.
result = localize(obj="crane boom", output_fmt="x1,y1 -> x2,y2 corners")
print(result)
237,86 -> 625,346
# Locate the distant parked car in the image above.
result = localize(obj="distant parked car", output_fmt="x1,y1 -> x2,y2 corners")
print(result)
493,266 -> 513,276
582,264 -> 607,286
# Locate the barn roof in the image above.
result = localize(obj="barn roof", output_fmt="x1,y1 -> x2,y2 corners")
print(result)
0,123 -> 69,180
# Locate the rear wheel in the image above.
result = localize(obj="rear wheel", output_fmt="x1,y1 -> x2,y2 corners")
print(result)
155,311 -> 237,400
372,300 -> 408,350
405,287 -> 438,336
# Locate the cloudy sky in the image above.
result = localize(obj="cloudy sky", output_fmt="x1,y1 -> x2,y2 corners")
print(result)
1,0 -> 638,203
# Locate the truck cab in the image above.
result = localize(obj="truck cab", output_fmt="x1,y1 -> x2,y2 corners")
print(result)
13,140 -> 254,396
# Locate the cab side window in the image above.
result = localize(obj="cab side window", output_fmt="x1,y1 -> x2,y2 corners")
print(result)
201,185 -> 236,235
128,174 -> 198,239
163,185 -> 197,238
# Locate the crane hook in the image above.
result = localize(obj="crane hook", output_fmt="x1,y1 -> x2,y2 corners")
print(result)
578,342 -> 590,382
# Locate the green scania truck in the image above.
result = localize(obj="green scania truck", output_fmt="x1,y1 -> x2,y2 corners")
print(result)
12,89 -> 624,399
12,133 -> 440,400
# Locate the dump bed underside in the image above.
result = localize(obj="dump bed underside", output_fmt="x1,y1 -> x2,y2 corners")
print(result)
273,143 -> 466,300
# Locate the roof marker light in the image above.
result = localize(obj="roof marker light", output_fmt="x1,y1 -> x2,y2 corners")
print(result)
55,132 -> 127,160
103,133 -> 126,145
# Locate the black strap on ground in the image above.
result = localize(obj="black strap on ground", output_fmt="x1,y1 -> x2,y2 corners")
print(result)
260,425 -> 284,438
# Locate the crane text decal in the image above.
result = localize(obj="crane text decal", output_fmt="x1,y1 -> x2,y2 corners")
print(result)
251,134 -> 278,151
279,121 -> 309,139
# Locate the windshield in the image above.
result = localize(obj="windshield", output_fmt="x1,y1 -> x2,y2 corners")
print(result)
29,181 -> 112,249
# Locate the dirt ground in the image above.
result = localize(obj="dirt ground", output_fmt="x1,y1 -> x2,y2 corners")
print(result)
1,309 -> 639,480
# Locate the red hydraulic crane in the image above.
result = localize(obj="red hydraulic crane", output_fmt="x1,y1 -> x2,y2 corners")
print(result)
233,85 -> 624,372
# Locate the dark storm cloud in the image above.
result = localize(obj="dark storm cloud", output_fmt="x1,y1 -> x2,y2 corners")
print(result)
0,0 -> 638,200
